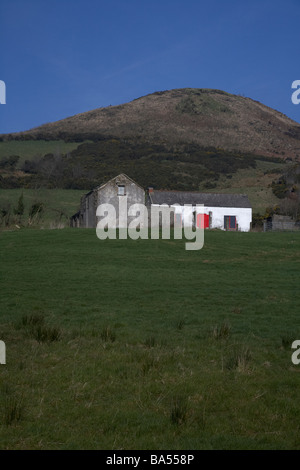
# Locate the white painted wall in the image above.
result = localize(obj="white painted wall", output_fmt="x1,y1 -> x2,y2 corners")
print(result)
169,204 -> 252,231
207,206 -> 252,231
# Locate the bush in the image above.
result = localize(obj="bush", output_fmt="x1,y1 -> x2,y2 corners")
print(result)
271,177 -> 289,199
252,212 -> 264,228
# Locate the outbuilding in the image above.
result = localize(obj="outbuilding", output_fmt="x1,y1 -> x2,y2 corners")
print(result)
148,189 -> 252,231
70,174 -> 145,228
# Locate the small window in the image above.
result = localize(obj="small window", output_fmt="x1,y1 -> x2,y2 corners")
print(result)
118,185 -> 125,196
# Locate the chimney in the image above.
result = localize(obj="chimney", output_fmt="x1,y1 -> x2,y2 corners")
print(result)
148,187 -> 154,193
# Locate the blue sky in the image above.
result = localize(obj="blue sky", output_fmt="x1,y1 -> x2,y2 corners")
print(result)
1,0 -> 300,133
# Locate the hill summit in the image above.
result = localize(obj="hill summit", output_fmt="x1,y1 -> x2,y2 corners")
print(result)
7,88 -> 300,160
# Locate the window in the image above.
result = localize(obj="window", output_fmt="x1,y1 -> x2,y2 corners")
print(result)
117,185 -> 125,196
224,215 -> 236,230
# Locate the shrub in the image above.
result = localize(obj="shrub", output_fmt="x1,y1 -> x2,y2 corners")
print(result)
271,178 -> 288,199
28,202 -> 44,223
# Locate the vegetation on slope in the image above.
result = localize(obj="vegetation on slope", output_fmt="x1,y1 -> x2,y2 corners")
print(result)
1,88 -> 300,159
0,136 -> 283,191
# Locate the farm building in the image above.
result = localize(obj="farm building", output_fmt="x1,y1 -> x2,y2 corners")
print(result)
70,174 -> 145,228
70,174 -> 252,231
148,189 -> 252,232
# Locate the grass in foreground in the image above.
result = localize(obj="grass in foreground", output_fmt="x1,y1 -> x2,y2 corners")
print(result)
0,229 -> 299,449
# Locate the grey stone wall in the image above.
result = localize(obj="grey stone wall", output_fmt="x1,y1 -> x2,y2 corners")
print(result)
75,174 -> 145,228
272,214 -> 298,231
264,214 -> 299,231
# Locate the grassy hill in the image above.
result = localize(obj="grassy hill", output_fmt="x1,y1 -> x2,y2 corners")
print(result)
0,88 -> 299,222
0,229 -> 299,449
3,88 -> 300,160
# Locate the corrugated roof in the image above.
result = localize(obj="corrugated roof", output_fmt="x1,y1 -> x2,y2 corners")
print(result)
149,191 -> 252,208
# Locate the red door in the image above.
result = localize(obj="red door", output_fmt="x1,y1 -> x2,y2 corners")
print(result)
197,213 -> 209,228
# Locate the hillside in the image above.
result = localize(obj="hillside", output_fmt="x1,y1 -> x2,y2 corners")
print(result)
3,88 -> 300,160
1,88 -> 300,223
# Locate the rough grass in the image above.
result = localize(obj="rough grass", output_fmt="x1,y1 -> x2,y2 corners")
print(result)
198,160 -> 287,213
0,229 -> 299,449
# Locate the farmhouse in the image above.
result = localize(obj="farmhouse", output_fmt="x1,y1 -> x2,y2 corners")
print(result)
148,189 -> 252,232
70,173 -> 145,228
70,174 -> 252,231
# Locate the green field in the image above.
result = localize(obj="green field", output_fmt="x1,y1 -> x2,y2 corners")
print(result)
0,188 -> 87,227
0,140 -> 85,165
0,229 -> 300,449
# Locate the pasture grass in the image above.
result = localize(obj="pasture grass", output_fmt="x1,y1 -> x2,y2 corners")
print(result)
0,140 -> 86,164
0,188 -> 87,227
0,229 -> 299,449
